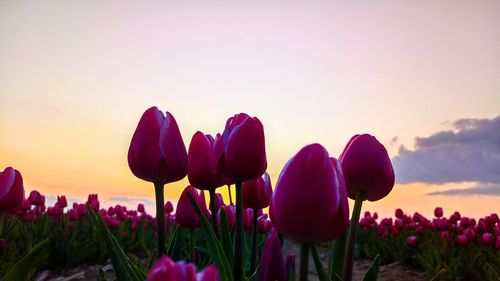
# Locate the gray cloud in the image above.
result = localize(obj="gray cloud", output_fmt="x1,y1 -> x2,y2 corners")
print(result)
393,116 -> 500,184
109,197 -> 154,205
426,183 -> 500,197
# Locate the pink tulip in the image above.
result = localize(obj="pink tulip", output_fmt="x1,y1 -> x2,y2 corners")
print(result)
434,207 -> 443,218
481,232 -> 494,245
128,107 -> 188,184
146,256 -> 219,281
165,201 -> 174,214
176,186 -> 210,229
68,209 -> 79,221
215,113 -> 267,181
138,203 -> 145,213
218,204 -> 236,230
456,235 -> 468,246
270,144 -> 349,242
339,134 -> 395,201
395,208 -> 404,219
465,227 -> 476,241
188,132 -> 227,189
57,196 -> 68,208
406,236 -> 417,247
0,167 -> 25,212
242,172 -> 272,210
28,190 -> 44,206
259,231 -> 286,281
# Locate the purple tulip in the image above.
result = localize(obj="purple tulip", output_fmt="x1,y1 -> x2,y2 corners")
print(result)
128,107 -> 188,184
456,235 -> 468,246
270,144 -> 349,242
482,232 -> 494,245
188,132 -> 227,190
406,236 -> 417,247
215,113 -> 267,181
434,207 -> 443,218
242,172 -> 272,210
259,231 -> 286,281
339,134 -> 395,201
0,167 -> 25,212
176,186 -> 210,229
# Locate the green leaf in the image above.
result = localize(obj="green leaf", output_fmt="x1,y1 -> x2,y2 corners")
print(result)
484,263 -> 500,281
219,208 -> 235,266
430,267 -> 446,281
166,225 -> 179,257
329,231 -> 347,279
87,204 -> 146,281
187,193 -> 232,281
361,254 -> 380,281
1,239 -> 49,281
311,244 -> 332,281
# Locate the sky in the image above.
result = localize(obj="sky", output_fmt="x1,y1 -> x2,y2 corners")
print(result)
1,1 -> 499,219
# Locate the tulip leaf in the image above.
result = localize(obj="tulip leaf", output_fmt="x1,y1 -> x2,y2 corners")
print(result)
187,193 -> 232,281
86,204 -> 145,281
484,263 -> 500,281
219,208 -> 235,266
430,267 -> 446,281
166,224 -> 179,258
311,244 -> 332,281
361,254 -> 380,281
329,231 -> 347,279
1,239 -> 49,281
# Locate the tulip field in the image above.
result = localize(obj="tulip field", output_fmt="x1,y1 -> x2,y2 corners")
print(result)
1,108 -> 499,281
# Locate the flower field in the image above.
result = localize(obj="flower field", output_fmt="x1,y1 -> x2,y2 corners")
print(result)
1,108 -> 499,281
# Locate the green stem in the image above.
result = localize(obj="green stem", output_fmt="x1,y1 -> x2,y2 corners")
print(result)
209,189 -> 219,238
299,243 -> 310,281
154,181 -> 166,257
342,193 -> 364,281
190,228 -> 196,263
234,181 -> 243,281
250,207 -> 259,273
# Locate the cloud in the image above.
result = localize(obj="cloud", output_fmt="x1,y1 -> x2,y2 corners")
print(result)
109,196 -> 154,205
392,116 -> 500,184
426,183 -> 500,197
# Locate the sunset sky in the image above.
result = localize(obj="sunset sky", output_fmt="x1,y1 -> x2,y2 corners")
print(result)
1,1 -> 499,218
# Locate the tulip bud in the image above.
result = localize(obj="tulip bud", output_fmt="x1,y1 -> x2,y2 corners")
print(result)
339,134 -> 395,201
68,209 -> 79,221
165,201 -> 174,214
57,196 -> 68,208
176,186 -> 210,229
0,167 -> 25,212
188,132 -> 227,190
434,207 -> 443,218
270,144 -> 349,242
482,232 -> 494,245
138,203 -> 145,213
218,204 -> 236,230
456,235 -> 468,246
440,231 -> 450,242
242,172 -> 272,210
197,265 -> 220,281
395,208 -> 404,219
406,236 -> 417,247
215,113 -> 267,181
128,107 -> 188,184
259,231 -> 286,281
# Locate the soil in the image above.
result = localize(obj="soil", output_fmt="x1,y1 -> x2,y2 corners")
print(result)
34,240 -> 430,281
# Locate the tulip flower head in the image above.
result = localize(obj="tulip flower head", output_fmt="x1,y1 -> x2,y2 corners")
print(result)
176,186 -> 210,229
188,132 -> 227,190
339,134 -> 395,201
259,230 -> 286,281
242,172 -> 272,210
215,113 -> 267,181
146,256 -> 220,281
406,236 -> 417,247
0,167 -> 25,212
128,107 -> 188,184
270,144 -> 349,242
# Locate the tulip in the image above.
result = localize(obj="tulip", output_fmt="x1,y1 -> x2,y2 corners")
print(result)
259,231 -> 286,281
68,209 -> 79,221
28,190 -> 44,207
0,167 -> 25,212
128,107 -> 188,256
395,208 -> 404,219
146,256 -> 220,281
56,196 -> 68,209
339,134 -> 394,202
270,144 -> 348,281
465,227 -> 476,241
482,232 -> 494,245
138,203 -> 145,213
440,231 -> 450,242
434,207 -> 443,218
456,235 -> 468,246
165,201 -> 174,214
175,186 -> 210,229
242,172 -> 273,272
406,236 -> 417,247
215,113 -> 267,281
218,204 -> 236,230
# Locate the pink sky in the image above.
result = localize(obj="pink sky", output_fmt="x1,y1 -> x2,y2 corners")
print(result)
1,1 -> 499,218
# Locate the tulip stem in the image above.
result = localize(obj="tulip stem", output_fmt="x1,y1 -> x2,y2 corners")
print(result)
342,193 -> 364,281
234,180 -> 244,281
190,228 -> 196,263
154,181 -> 166,257
209,189 -> 219,238
228,184 -> 233,205
299,243 -> 310,281
249,207 -> 259,274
